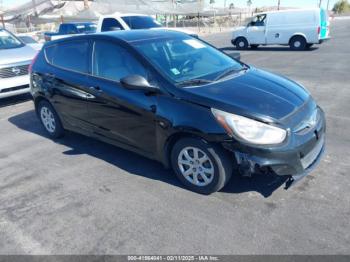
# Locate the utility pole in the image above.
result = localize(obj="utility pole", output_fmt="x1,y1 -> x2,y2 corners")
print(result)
326,0 -> 330,10
277,0 -> 280,10
319,0 -> 322,8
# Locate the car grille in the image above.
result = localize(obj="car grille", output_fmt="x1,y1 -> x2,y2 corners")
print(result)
0,64 -> 29,78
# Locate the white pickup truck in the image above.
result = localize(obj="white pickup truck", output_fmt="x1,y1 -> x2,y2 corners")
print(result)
96,13 -> 198,37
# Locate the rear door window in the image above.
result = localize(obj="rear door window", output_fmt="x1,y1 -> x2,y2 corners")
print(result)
45,40 -> 89,74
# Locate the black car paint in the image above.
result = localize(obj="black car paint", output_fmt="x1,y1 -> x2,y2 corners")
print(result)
30,30 -> 325,181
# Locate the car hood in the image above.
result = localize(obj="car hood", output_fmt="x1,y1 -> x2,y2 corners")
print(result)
0,45 -> 37,66
178,68 -> 310,121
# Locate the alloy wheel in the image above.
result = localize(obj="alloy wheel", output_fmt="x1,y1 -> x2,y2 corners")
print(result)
40,106 -> 56,133
177,146 -> 214,187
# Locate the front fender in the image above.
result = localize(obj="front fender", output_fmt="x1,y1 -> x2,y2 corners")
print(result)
154,95 -> 229,167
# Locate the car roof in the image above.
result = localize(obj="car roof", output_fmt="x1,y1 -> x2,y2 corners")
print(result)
62,22 -> 95,25
256,8 -> 320,15
99,29 -> 187,42
47,29 -> 188,46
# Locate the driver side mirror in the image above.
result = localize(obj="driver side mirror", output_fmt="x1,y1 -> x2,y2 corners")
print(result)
121,75 -> 159,93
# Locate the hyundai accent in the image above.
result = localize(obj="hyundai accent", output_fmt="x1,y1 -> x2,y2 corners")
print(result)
30,30 -> 325,194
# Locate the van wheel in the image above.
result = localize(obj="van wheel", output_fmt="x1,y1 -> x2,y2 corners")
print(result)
250,44 -> 259,49
171,137 -> 233,194
290,36 -> 307,50
38,100 -> 64,138
235,37 -> 249,50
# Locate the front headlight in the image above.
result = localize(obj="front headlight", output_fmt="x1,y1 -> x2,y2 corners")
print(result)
211,108 -> 287,145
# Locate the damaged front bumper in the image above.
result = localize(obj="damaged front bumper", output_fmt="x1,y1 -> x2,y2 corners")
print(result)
222,108 -> 326,190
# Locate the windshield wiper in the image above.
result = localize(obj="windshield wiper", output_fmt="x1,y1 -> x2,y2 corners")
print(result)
214,66 -> 248,81
176,78 -> 213,87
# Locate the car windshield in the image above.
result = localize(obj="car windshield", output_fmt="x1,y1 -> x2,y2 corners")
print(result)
76,24 -> 97,33
0,30 -> 24,49
132,36 -> 243,84
121,16 -> 162,29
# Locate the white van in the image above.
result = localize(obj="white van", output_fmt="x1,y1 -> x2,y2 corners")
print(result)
231,8 -> 330,50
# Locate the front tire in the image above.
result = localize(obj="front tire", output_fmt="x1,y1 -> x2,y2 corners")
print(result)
171,137 -> 233,194
235,37 -> 249,50
37,100 -> 64,138
289,36 -> 307,50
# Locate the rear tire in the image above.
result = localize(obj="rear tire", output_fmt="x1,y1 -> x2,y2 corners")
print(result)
289,36 -> 307,50
171,137 -> 233,194
37,100 -> 64,139
235,37 -> 249,50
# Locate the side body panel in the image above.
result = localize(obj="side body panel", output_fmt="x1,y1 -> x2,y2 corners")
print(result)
265,10 -> 320,44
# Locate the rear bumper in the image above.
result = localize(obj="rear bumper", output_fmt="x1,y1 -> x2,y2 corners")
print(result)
319,37 -> 331,44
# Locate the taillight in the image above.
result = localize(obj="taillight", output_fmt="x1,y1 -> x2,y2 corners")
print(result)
28,52 -> 39,74
317,26 -> 320,35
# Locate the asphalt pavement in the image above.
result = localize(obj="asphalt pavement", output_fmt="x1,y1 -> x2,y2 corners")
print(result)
0,19 -> 349,255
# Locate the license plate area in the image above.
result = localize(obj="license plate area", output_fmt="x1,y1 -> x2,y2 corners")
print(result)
300,135 -> 325,169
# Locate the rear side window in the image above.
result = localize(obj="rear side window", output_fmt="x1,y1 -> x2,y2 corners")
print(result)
101,18 -> 124,32
45,40 -> 89,74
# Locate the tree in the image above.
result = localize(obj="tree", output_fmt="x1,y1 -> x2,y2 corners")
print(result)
332,0 -> 350,13
247,0 -> 252,7
210,0 -> 215,4
229,3 -> 235,9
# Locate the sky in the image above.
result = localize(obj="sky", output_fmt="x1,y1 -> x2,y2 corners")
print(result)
1,0 -> 339,9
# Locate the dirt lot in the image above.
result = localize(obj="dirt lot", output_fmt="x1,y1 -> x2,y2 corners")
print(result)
0,19 -> 349,255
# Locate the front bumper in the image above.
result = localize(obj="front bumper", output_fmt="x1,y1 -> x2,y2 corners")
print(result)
222,107 -> 326,187
0,75 -> 30,99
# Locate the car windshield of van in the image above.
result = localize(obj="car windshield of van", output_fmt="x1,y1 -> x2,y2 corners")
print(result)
0,30 -> 24,49
121,16 -> 162,29
132,36 -> 244,85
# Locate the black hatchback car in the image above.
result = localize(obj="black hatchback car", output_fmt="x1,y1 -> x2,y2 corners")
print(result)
30,30 -> 325,194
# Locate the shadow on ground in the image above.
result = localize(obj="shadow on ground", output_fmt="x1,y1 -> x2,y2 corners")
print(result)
8,110 -> 288,197
0,94 -> 32,108
220,46 -> 318,52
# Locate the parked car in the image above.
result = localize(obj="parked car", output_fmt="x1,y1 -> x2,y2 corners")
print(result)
30,30 -> 325,194
231,8 -> 330,50
44,22 -> 97,42
0,28 -> 38,99
96,13 -> 198,37
17,35 -> 43,51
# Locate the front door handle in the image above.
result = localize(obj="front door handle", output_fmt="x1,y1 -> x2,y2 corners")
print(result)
89,86 -> 103,93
